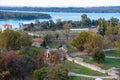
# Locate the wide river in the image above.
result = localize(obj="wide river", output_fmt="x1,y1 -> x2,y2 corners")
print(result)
0,10 -> 120,28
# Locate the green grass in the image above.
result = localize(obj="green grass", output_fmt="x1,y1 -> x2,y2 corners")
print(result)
69,76 -> 94,80
32,46 -> 46,52
48,42 -> 60,48
81,56 -> 120,70
100,58 -> 120,70
105,50 -> 120,57
64,61 -> 107,76
68,46 -> 75,53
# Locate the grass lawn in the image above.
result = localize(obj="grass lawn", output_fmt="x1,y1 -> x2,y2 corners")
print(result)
48,42 -> 60,48
69,76 -> 94,80
81,56 -> 120,70
64,61 -> 107,76
105,50 -> 120,57
32,46 -> 46,52
100,58 -> 120,70
69,76 -> 118,80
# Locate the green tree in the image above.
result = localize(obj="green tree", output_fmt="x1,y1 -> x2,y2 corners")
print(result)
0,29 -> 20,50
116,41 -> 120,55
0,30 -> 32,50
109,17 -> 119,27
55,32 -> 59,40
92,48 -> 105,64
19,31 -> 32,48
34,67 -> 47,80
56,19 -> 63,29
98,18 -> 108,36
81,14 -> 91,27
44,64 -> 68,80
49,20 -> 55,30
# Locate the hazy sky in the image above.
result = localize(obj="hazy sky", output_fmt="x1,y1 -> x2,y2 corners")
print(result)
0,0 -> 120,7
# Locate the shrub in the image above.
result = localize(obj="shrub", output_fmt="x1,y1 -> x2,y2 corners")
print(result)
34,67 -> 47,80
92,49 -> 105,63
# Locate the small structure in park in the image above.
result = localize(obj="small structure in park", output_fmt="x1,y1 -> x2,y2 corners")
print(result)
2,24 -> 12,32
44,48 -> 66,65
32,38 -> 43,47
59,44 -> 68,53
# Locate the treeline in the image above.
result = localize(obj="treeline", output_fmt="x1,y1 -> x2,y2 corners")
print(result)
0,6 -> 120,13
24,14 -> 119,31
0,11 -> 51,20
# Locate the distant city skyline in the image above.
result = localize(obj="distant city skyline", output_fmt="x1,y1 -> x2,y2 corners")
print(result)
0,0 -> 120,7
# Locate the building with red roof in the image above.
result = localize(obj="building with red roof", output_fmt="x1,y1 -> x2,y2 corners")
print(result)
32,38 -> 43,47
2,24 -> 12,32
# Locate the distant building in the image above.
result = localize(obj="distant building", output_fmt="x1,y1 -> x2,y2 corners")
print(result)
19,22 -> 34,30
32,38 -> 43,47
70,28 -> 89,33
70,27 -> 98,33
2,24 -> 12,32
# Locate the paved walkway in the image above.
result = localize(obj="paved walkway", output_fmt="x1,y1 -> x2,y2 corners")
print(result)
106,56 -> 120,59
66,54 -> 120,79
68,72 -> 117,79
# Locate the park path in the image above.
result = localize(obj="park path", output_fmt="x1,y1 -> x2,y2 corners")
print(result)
66,54 -> 120,79
68,72 -> 117,79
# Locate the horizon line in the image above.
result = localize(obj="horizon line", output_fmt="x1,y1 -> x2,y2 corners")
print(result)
0,5 -> 120,8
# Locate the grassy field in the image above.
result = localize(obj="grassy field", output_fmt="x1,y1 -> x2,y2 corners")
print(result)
105,50 -> 120,57
64,61 -> 107,76
81,56 -> 120,70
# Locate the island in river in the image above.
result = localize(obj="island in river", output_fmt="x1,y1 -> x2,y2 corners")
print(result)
0,11 -> 51,20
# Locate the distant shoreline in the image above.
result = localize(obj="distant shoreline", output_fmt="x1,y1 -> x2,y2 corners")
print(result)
0,6 -> 120,13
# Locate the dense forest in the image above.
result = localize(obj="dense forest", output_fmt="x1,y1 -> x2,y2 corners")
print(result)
0,11 -> 51,20
0,6 -> 120,13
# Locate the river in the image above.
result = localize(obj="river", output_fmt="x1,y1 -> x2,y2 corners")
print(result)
0,10 -> 120,28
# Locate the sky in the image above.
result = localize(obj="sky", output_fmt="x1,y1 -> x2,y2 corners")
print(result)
0,0 -> 120,7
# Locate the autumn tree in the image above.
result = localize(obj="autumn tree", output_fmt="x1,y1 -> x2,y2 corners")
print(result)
71,31 -> 103,55
84,32 -> 103,54
63,23 -> 72,40
8,55 -> 35,80
71,31 -> 91,51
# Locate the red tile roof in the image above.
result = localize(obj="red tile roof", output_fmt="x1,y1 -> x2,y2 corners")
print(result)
2,24 -> 12,28
33,38 -> 43,43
